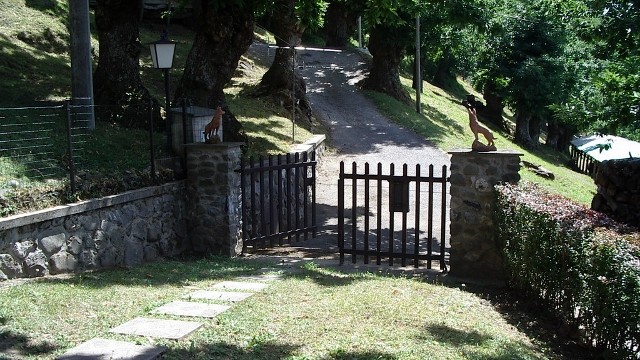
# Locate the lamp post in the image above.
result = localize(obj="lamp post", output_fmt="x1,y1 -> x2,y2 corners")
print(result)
149,31 -> 177,153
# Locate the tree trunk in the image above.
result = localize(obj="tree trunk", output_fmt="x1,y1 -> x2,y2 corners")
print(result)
480,81 -> 505,129
323,2 -> 356,47
529,115 -> 544,145
431,56 -> 451,88
173,0 -> 255,143
257,0 -> 312,122
546,120 -> 560,150
514,111 -> 534,147
362,24 -> 411,105
93,0 -> 159,129
546,120 -> 574,152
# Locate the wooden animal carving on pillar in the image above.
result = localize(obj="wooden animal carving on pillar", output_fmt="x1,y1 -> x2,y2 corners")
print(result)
464,97 -> 497,151
204,105 -> 225,144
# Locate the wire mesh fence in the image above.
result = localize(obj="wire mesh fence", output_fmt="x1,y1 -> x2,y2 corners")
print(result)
0,104 -> 69,182
0,100 -> 167,198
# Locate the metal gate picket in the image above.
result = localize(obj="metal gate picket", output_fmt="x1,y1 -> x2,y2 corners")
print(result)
338,161 -> 449,270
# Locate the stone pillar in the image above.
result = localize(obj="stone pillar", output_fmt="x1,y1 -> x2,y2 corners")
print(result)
185,143 -> 244,257
448,150 -> 523,279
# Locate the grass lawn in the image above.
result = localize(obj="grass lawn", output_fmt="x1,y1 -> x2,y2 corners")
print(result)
0,257 -> 576,360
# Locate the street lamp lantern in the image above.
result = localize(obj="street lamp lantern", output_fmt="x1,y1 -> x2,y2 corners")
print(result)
149,33 -> 176,69
149,31 -> 177,154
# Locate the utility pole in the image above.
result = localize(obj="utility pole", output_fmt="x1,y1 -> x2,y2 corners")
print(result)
68,0 -> 95,130
358,16 -> 363,48
292,46 -> 296,143
415,15 -> 421,114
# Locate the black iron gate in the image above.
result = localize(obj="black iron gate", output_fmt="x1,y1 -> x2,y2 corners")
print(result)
239,151 -> 317,250
338,161 -> 449,270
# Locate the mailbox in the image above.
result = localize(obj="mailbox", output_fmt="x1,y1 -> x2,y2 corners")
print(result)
389,179 -> 410,213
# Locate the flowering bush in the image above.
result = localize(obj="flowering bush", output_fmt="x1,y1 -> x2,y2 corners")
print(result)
495,182 -> 640,359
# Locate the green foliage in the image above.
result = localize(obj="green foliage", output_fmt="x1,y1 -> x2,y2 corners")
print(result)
296,0 -> 329,31
496,182 -> 640,358
542,0 -> 640,139
474,0 -> 568,116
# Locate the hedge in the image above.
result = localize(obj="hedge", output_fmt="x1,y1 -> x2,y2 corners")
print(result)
495,182 -> 640,359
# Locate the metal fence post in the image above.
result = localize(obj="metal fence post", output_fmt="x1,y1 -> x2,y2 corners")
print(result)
181,98 -> 188,168
149,98 -> 157,182
66,101 -> 76,193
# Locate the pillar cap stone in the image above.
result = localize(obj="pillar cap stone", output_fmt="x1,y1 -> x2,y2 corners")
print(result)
184,142 -> 245,150
448,149 -> 524,157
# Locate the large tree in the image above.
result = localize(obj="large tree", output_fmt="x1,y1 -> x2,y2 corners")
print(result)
93,0 -> 159,128
361,0 -> 484,104
474,0 -> 567,147
173,0 -> 257,143
556,0 -> 640,139
322,0 -> 363,47
256,0 -> 328,122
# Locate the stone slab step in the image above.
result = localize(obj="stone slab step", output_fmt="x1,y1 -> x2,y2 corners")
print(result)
212,281 -> 268,292
151,301 -> 230,318
187,290 -> 254,302
235,274 -> 283,282
109,317 -> 202,340
57,338 -> 165,360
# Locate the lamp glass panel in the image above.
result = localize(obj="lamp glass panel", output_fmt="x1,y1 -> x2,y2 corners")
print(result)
149,44 -> 159,68
154,43 -> 176,69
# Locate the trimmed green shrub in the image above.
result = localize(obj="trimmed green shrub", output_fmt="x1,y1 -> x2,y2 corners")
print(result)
496,182 -> 640,359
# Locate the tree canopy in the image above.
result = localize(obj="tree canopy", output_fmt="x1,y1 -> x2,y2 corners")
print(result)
88,0 -> 640,149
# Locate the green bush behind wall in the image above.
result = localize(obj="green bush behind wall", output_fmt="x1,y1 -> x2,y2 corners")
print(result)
495,183 -> 640,359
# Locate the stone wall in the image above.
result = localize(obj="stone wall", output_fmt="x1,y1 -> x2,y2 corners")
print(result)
0,183 -> 188,280
591,158 -> 640,227
448,150 -> 523,280
185,143 -> 243,257
0,136 -> 326,281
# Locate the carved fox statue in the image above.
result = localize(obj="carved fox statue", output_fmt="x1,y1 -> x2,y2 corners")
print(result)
204,105 -> 225,142
468,107 -> 496,147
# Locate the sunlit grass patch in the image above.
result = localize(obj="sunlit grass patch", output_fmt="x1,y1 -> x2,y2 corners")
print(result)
0,258 -> 556,359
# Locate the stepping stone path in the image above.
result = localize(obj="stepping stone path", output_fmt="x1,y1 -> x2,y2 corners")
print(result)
187,290 -> 254,302
56,338 -> 165,360
57,272 -> 280,359
213,280 -> 269,292
109,317 -> 203,340
151,301 -> 230,318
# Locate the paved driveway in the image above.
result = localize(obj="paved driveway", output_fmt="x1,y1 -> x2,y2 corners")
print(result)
254,46 -> 450,267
